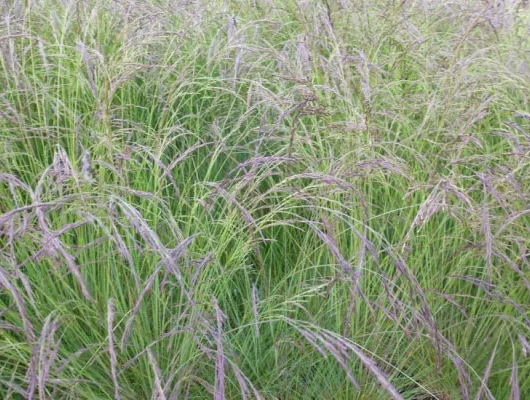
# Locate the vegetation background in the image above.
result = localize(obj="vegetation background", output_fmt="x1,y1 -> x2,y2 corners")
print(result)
1,0 -> 530,398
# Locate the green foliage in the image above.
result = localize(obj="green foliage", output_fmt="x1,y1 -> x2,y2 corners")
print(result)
0,0 -> 529,399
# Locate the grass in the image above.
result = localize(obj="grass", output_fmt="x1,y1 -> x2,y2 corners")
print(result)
1,0 -> 530,398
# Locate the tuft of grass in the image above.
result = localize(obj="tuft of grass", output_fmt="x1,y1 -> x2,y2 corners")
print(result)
1,0 -> 530,398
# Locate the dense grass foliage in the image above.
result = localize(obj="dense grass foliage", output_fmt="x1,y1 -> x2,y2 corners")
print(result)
1,0 -> 530,398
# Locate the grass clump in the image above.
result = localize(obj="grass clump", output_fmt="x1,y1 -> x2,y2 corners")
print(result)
1,0 -> 530,398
